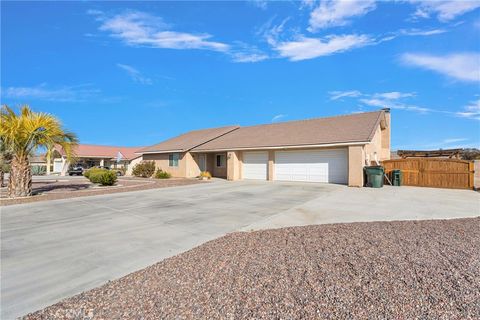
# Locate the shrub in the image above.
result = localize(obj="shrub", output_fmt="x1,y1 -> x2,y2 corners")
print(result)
132,161 -> 156,178
31,165 -> 46,175
96,170 -> 117,186
84,167 -> 105,179
199,171 -> 212,180
154,169 -> 171,179
1,163 -> 11,174
87,169 -> 117,186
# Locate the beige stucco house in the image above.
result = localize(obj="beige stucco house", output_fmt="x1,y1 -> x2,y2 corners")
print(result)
138,109 -> 391,187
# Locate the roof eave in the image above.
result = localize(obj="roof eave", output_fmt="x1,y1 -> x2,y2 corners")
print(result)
138,149 -> 185,155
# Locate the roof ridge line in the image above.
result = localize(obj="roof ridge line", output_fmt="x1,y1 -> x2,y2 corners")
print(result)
186,126 -> 241,152
239,110 -> 383,129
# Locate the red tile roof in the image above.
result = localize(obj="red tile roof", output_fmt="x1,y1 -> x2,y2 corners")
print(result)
57,145 -> 143,160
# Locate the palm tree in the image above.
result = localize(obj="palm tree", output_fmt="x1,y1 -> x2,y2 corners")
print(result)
0,137 -> 13,187
0,105 -> 78,197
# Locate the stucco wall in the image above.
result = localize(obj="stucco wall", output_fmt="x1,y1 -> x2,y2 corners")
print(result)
348,145 -> 365,187
227,151 -> 241,181
365,113 -> 391,164
125,156 -> 143,176
185,152 -> 202,178
142,152 -> 187,177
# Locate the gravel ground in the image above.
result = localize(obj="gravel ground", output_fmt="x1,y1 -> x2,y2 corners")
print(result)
23,218 -> 480,319
0,178 -> 203,206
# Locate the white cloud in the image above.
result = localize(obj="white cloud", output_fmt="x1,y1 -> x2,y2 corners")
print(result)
330,89 -> 435,114
399,28 -> 447,36
457,98 -> 480,120
409,1 -> 480,22
97,11 -> 229,52
308,0 -> 376,31
229,42 -> 269,63
442,138 -> 468,144
359,98 -> 432,113
275,34 -> 373,61
271,114 -> 287,122
257,17 -> 292,46
329,90 -> 362,100
117,64 -> 152,85
231,52 -> 269,63
248,0 -> 268,10
300,0 -> 316,9
401,53 -> 480,82
373,92 -> 415,100
1,84 -> 99,102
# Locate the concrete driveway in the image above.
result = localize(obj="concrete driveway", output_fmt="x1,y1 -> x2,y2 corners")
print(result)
2,181 -> 479,319
1,181 -> 322,319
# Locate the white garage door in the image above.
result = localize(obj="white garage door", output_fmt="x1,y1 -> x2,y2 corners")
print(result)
275,149 -> 348,184
243,152 -> 268,180
53,159 -> 63,173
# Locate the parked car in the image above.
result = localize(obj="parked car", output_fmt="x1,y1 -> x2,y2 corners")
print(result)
68,165 -> 84,176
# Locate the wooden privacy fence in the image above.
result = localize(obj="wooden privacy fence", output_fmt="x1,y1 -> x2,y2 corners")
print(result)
382,158 -> 475,190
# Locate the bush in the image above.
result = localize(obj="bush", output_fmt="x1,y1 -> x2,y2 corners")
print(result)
31,165 -> 46,175
154,169 -> 171,179
132,161 -> 156,178
97,171 -> 117,186
1,163 -> 11,174
87,169 -> 117,186
199,171 -> 212,180
84,167 -> 105,179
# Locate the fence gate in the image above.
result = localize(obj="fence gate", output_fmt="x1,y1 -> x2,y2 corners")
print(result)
382,158 -> 474,190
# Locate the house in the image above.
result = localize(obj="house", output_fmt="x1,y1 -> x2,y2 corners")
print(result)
138,109 -> 391,187
53,144 -> 143,176
29,154 -> 47,167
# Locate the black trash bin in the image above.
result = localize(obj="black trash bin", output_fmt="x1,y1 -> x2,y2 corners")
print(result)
364,166 -> 384,188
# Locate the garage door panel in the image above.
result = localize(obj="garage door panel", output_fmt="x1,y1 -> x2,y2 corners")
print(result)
274,149 -> 348,184
243,152 -> 268,180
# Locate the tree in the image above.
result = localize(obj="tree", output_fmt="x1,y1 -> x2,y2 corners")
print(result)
461,148 -> 480,160
0,105 -> 78,197
0,137 -> 13,187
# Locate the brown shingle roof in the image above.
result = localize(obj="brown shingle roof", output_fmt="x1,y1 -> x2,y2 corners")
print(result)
192,111 -> 385,151
138,126 -> 240,153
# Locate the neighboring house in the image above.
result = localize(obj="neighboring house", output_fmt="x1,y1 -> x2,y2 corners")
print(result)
29,154 -> 47,167
54,145 -> 143,176
138,109 -> 391,187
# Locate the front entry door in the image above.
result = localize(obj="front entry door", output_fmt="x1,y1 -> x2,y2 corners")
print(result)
199,154 -> 207,172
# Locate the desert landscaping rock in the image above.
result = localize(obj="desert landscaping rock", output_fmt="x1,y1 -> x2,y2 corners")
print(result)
23,218 -> 480,319
0,178 -> 203,206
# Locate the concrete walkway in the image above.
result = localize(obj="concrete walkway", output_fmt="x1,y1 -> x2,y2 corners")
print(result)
2,181 -> 479,319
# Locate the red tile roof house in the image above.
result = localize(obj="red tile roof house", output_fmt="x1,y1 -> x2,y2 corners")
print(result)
138,109 -> 391,187
54,145 -> 143,176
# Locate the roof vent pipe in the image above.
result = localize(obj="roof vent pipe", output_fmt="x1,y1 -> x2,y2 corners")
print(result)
382,107 -> 391,113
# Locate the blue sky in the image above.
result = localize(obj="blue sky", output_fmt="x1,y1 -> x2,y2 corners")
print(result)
2,1 -> 479,150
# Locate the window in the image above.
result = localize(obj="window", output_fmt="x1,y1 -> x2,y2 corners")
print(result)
169,153 -> 179,167
216,154 -> 226,167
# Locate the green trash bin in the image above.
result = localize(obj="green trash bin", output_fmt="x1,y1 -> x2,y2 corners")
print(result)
392,169 -> 402,186
365,166 -> 384,188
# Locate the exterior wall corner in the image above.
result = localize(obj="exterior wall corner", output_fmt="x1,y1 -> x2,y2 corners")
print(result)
348,145 -> 365,187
